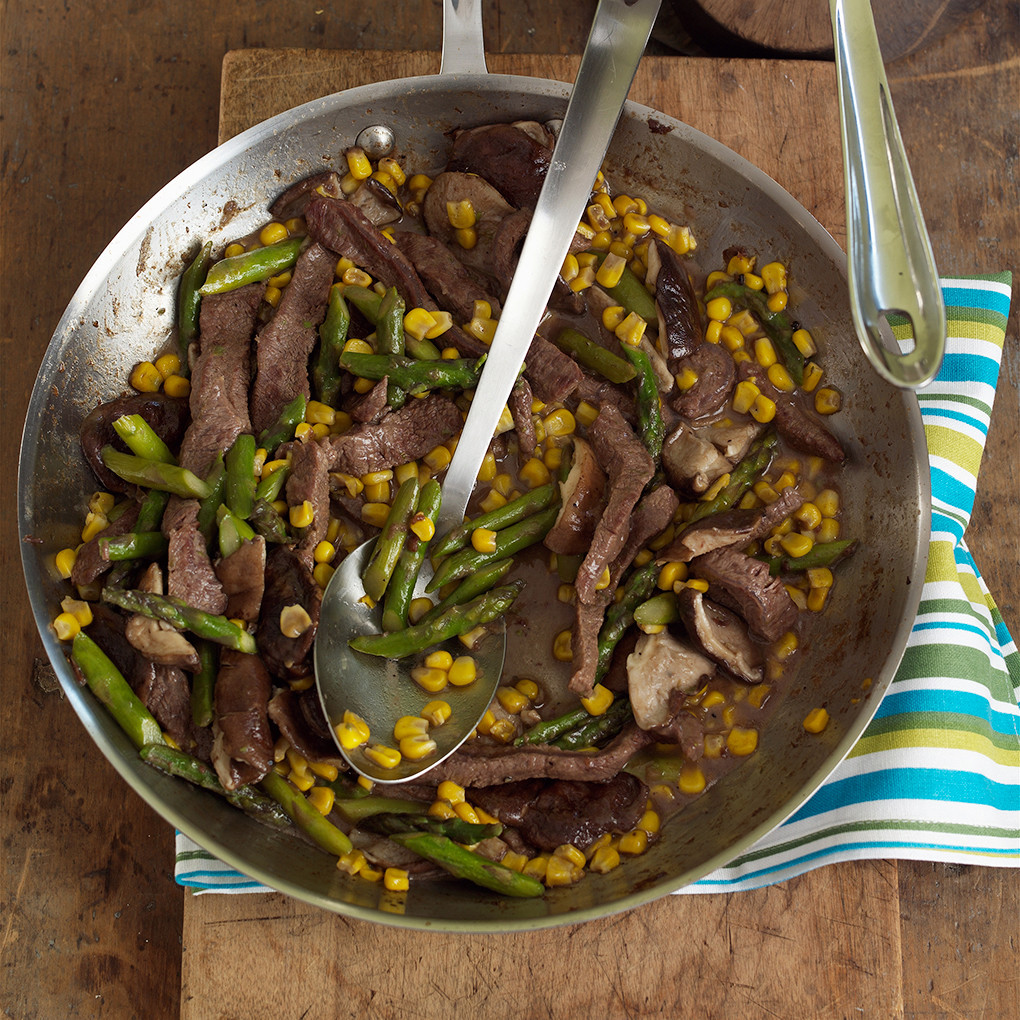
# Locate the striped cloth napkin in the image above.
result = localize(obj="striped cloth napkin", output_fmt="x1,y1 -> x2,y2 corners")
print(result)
175,274 -> 1019,895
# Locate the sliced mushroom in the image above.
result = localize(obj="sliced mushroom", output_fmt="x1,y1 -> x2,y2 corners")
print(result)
661,421 -> 732,496
544,437 -> 607,556
651,237 -> 703,364
124,563 -> 201,670
626,629 -> 715,730
676,587 -> 764,684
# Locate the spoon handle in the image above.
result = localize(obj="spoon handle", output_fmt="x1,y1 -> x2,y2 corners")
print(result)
830,0 -> 945,388
434,0 -> 662,537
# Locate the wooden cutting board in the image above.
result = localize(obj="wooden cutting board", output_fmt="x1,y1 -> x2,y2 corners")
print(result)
179,51 -> 886,1020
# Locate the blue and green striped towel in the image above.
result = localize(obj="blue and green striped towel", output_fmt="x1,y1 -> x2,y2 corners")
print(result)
175,274 -> 1018,895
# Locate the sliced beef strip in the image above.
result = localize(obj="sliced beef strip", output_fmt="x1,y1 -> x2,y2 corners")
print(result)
257,544 -> 322,681
267,688 -> 345,768
657,486 -> 804,563
135,664 -> 196,751
392,230 -> 502,323
573,405 -> 655,605
737,360 -> 845,462
651,238 -> 703,364
211,648 -> 274,790
507,377 -> 537,459
524,335 -> 583,404
178,281 -> 263,476
79,393 -> 190,494
470,773 -> 648,852
644,688 -> 707,759
675,586 -> 764,684
689,544 -> 799,642
306,194 -> 488,357
250,242 -> 335,435
282,437 -> 332,570
346,377 -> 390,424
269,170 -> 343,222
325,394 -> 462,476
568,372 -> 637,424
214,536 -> 267,624
447,122 -> 553,210
163,498 -> 227,616
671,342 -> 735,421
70,502 -> 141,586
626,629 -> 716,730
424,721 -> 655,788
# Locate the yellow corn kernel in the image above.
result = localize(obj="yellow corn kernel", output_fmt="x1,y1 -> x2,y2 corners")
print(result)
815,489 -> 840,518
622,211 -> 650,237
495,686 -> 529,715
447,656 -> 477,687
452,800 -> 480,825
308,540 -> 336,567
479,489 -> 507,514
279,603 -> 313,640
80,511 -> 108,543
337,849 -> 367,876
575,400 -> 599,427
792,327 -> 817,357
654,562 -> 684,591
748,339 -> 777,372
614,311 -> 647,347
404,307 -> 438,343
552,629 -> 573,663
224,242 -> 246,258
393,716 -> 430,743
677,764 -> 706,796
522,855 -> 549,880
732,379 -> 759,414
544,855 -> 583,887
594,566 -> 612,591
700,472 -> 731,504
772,633 -> 799,666
807,586 -> 830,612
780,532 -> 814,559
345,147 -> 373,180
705,296 -> 732,322
803,707 -> 830,734
454,226 -> 477,250
759,261 -> 786,295
363,480 -> 391,504
511,679 -> 539,704
342,266 -> 373,288
589,846 -> 622,874
808,567 -> 834,591
358,864 -> 383,883
404,513 -> 432,543
259,221 -> 289,246
407,172 -> 432,196
501,851 -> 529,873
785,584 -> 808,611
815,386 -> 842,415
437,781 -> 466,806
801,361 -> 824,394
491,472 -> 513,498
601,305 -> 626,333
402,598 -> 431,627
130,361 -> 162,393
423,310 -> 453,340
364,744 -> 401,770
312,562 -> 334,589
150,353 -> 180,381
379,867 -> 410,893
58,597 -> 93,629
666,223 -> 695,254
289,500 -> 315,529
306,785 -> 335,816
519,457 -> 551,489
421,700 -> 452,727
792,501 -> 822,531
751,394 -> 777,424
543,408 -> 576,438
580,683 -> 614,716
266,271 -> 293,290
702,690 -> 726,710
568,264 -> 596,293
618,829 -> 648,856
303,400 -> 335,427
421,649 -> 452,672
424,444 -> 452,472
812,516 -> 839,545
639,808 -> 661,835
595,252 -> 627,289
705,319 -> 723,344
411,666 -> 449,694
543,446 -> 563,473
743,272 -> 765,291
52,612 -> 81,641
469,527 -> 497,555
559,252 -> 579,284
399,733 -> 438,761
766,291 -> 789,313
727,727 -> 759,756
361,502 -> 393,529
288,770 -> 315,792
55,548 -> 78,579
675,366 -> 700,393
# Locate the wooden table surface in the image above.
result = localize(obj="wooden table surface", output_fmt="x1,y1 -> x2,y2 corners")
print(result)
3,2 -> 1017,1017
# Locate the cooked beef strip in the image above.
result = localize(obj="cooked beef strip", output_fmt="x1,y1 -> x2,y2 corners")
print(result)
675,587 -> 764,684
269,170 -> 343,222
524,335 -> 583,403
447,122 -> 552,210
736,360 -> 845,462
136,663 -> 195,750
250,242 -> 335,435
671,341 -> 735,421
306,194 -> 488,357
689,545 -> 799,642
424,722 -> 655,787
347,377 -> 390,424
392,230 -> 502,323
651,238 -> 703,363
657,486 -> 804,563
470,773 -> 648,852
267,688 -> 345,768
163,498 -> 227,615
324,394 -> 462,476
257,544 -> 322,681
573,405 -> 655,605
211,648 -> 274,790
627,629 -> 716,730
644,688 -> 707,758
570,596 -> 610,698
214,536 -> 267,624
79,393 -> 190,493
568,372 -> 637,424
179,281 -> 263,476
282,437 -> 331,570
508,377 -> 537,458
70,502 -> 141,586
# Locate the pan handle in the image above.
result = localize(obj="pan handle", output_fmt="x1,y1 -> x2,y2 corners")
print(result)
830,0 -> 945,389
441,0 -> 488,76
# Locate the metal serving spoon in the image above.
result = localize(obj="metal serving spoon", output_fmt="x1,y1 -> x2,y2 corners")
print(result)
830,0 -> 945,387
315,0 -> 662,782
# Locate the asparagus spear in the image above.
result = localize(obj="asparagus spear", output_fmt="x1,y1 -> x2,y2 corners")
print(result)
552,327 -> 636,385
362,812 -> 502,845
259,771 -> 353,856
254,462 -> 289,503
71,632 -> 165,750
112,413 -> 177,464
177,239 -> 213,358
349,581 -> 524,659
196,453 -> 226,541
339,351 -> 483,394
199,236 -> 304,295
224,433 -> 257,521
101,446 -> 211,500
258,394 -> 306,453
554,697 -> 632,750
381,479 -> 441,632
388,832 -> 544,898
98,531 -> 169,562
632,591 -> 679,629
595,562 -> 658,683
685,430 -> 778,526
135,488 -> 170,534
431,483 -> 558,559
516,704 -> 591,746
418,558 -> 514,626
766,539 -> 857,576
190,639 -> 217,728
426,506 -> 559,592
249,499 -> 293,544
101,587 -> 257,654
313,284 -> 350,406
139,744 -> 290,829
622,344 -> 664,461
362,476 -> 420,603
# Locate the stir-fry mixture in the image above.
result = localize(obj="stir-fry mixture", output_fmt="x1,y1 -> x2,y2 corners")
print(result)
54,120 -> 853,900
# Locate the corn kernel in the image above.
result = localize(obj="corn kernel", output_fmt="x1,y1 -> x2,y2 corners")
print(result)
808,566 -> 834,590
519,457 -> 551,488
55,548 -> 77,579
307,785 -> 335,816
359,864 -> 383,883
552,629 -> 573,662
411,666 -> 448,693
615,311 -> 647,347
575,401 -> 599,427
815,489 -> 840,518
595,252 -> 627,289
437,780 -> 466,805
407,514 -> 434,543
424,444 -> 452,472
543,408 -> 576,438
774,631 -> 799,661
382,867 -> 410,892
594,566 -> 612,591
807,586 -> 830,612
543,445 -> 564,472
657,562 -> 687,591
421,700 -> 452,727
601,304 -> 626,332
780,532 -> 814,559
733,379 -> 759,414
727,727 -> 759,756
744,272 -> 764,291
678,765 -> 706,795
589,846 -> 622,873
792,327 -> 817,357
702,690 -> 726,710
289,500 -> 315,529
501,851 -> 530,873
705,319 -> 723,344
130,361 -> 162,393
705,296 -> 732,322
470,527 -> 498,554
259,221 -> 289,246
767,291 -> 789,313
544,855 -> 583,887
52,612 -> 81,641
345,147 -> 373,180
801,362 -> 824,393
399,733 -> 438,760
580,683 -> 614,716
337,850 -> 367,875
638,809 -> 661,835
364,744 -> 401,769
479,489 -> 507,514
224,242 -> 246,258
803,707 -> 830,734
424,310 -> 453,339
618,829 -> 648,856
312,562 -> 335,589
458,625 -> 489,651
447,656 -> 477,687
815,386 -> 842,415
751,394 -> 777,423
523,855 -> 549,880
496,686 -> 530,715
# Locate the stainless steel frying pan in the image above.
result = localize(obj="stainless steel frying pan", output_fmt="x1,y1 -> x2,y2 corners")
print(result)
18,0 -> 929,930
